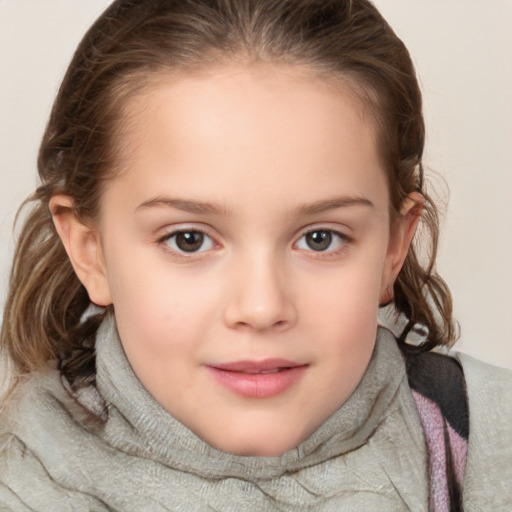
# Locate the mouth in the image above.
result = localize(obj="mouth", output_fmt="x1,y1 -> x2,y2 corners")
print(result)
206,359 -> 308,398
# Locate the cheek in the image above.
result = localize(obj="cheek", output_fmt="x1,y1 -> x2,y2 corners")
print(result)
301,256 -> 384,316
298,253 -> 385,354
107,251 -> 221,351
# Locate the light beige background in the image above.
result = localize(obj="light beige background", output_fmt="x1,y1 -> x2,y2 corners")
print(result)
1,1 -> 511,368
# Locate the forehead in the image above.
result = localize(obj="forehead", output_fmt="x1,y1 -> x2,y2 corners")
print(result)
105,63 -> 388,213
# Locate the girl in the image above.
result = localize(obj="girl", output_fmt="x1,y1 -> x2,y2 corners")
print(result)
1,0 -> 510,510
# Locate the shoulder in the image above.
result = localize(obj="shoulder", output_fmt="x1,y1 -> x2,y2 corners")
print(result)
456,351 -> 512,405
455,353 -> 512,508
456,352 -> 512,435
0,365 -> 77,440
0,366 -> 63,433
0,367 -> 107,511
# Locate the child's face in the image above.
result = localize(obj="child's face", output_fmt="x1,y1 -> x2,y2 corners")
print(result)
73,64 -> 416,456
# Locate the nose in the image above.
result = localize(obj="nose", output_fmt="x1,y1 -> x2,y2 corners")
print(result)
223,252 -> 297,332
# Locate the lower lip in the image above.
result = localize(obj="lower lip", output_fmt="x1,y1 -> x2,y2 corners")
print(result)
207,365 -> 307,399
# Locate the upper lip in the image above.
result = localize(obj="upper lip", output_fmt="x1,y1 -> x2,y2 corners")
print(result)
209,359 -> 306,373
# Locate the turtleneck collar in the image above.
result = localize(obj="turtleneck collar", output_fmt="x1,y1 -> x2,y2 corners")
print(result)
95,314 -> 406,481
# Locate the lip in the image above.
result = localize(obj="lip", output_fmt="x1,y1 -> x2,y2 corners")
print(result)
206,359 -> 308,399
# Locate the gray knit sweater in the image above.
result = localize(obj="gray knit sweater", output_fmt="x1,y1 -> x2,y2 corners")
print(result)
1,318 -> 511,511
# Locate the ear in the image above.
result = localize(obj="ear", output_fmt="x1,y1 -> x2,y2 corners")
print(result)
49,195 -> 112,307
379,192 -> 424,304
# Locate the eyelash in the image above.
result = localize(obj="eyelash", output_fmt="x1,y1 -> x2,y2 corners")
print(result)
294,228 -> 351,259
157,227 -> 217,258
156,227 -> 351,259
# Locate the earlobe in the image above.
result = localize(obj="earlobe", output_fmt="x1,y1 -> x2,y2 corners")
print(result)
380,192 -> 424,303
49,195 -> 112,306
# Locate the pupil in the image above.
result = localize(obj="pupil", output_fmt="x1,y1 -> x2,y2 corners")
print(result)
176,232 -> 204,252
306,231 -> 332,251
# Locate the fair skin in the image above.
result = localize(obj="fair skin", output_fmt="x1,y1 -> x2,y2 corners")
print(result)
51,64 -> 421,456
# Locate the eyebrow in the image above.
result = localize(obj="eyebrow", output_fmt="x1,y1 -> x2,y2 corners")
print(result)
296,196 -> 374,215
135,197 -> 229,215
135,195 -> 374,216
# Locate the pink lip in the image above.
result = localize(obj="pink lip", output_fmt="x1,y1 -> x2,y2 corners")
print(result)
206,359 -> 308,399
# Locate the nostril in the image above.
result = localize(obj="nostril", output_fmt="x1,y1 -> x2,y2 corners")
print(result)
223,286 -> 297,331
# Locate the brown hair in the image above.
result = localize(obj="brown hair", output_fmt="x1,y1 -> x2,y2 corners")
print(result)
1,0 -> 456,395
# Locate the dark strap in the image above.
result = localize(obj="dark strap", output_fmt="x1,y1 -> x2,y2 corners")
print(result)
405,351 -> 469,512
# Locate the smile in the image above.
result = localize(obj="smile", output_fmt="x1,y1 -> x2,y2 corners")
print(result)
206,359 -> 308,399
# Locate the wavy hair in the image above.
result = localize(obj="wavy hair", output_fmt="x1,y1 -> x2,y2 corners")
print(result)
1,0 -> 457,397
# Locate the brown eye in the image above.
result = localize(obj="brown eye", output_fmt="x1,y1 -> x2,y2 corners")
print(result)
175,232 -> 204,252
305,230 -> 332,251
295,229 -> 347,253
164,230 -> 214,253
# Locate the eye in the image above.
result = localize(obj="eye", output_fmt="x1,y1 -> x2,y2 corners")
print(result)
295,229 -> 347,252
161,230 -> 215,254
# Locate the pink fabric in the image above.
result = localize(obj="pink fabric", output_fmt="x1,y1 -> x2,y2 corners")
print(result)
447,423 -> 467,485
412,390 -> 450,512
